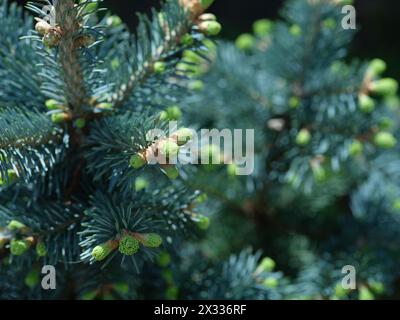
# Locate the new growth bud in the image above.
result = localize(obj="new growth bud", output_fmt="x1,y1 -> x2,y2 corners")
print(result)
7,220 -> 26,231
45,99 -> 63,111
51,113 -> 70,124
36,242 -> 47,257
296,129 -> 311,146
154,61 -> 167,74
349,140 -> 363,157
10,238 -> 32,256
374,132 -> 397,149
0,169 -> 18,186
368,59 -> 387,76
199,21 -> 222,36
358,94 -> 375,113
130,153 -> 147,169
161,165 -> 180,180
236,34 -> 256,51
118,235 -> 140,256
92,241 -> 117,261
370,78 -> 398,96
140,233 -> 163,248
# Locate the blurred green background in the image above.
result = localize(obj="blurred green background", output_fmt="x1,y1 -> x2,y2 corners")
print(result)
104,0 -> 400,80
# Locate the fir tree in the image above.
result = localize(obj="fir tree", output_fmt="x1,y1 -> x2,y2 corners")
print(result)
1,0 -> 399,301
0,0 -> 229,299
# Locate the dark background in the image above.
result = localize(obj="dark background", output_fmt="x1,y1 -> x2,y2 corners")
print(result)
15,0 -> 400,79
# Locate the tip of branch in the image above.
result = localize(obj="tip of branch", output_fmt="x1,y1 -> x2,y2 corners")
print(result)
180,0 -> 215,19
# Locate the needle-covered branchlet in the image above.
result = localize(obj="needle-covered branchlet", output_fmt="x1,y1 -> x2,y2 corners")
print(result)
54,0 -> 88,114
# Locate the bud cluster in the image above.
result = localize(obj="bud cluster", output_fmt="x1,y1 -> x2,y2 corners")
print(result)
91,232 -> 163,261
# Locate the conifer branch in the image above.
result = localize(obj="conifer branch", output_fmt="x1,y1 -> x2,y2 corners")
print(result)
0,108 -> 65,181
113,0 -> 214,108
55,0 -> 88,114
0,201 -> 84,264
0,108 -> 61,150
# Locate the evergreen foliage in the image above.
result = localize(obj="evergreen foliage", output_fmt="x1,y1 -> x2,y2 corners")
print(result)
182,0 -> 400,300
0,0 -> 229,299
1,0 -> 399,300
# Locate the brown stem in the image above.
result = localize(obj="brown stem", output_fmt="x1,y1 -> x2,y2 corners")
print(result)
56,0 -> 87,114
